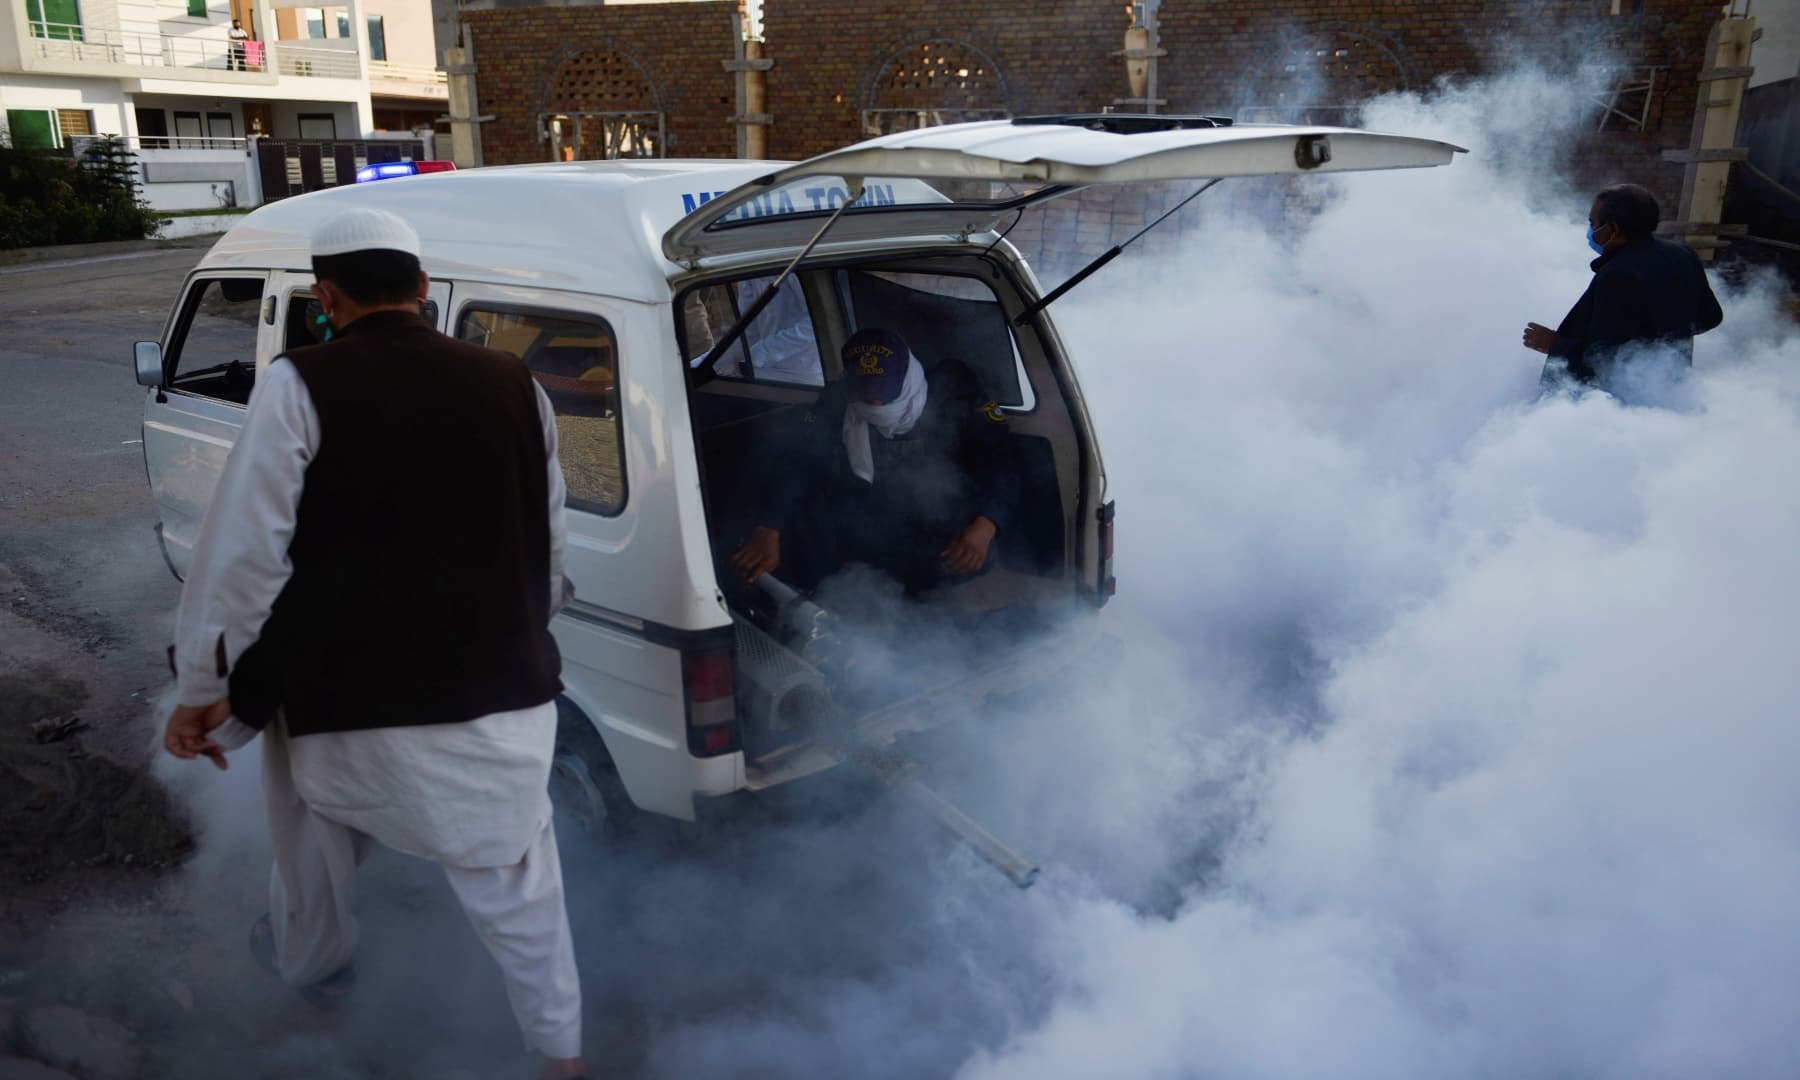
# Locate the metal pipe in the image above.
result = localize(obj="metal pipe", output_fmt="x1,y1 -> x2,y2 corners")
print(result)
896,777 -> 1040,889
749,576 -> 1041,888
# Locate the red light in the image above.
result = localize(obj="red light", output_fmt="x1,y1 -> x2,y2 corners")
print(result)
700,726 -> 736,755
413,159 -> 456,174
684,651 -> 734,702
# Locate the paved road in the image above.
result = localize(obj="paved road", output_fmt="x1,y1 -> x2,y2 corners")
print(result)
0,246 -> 204,764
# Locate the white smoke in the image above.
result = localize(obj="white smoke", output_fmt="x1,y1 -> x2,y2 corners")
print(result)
950,72 -> 1800,1079
107,68 -> 1800,1079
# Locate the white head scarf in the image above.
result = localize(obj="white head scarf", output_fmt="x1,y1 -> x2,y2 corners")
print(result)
842,359 -> 928,483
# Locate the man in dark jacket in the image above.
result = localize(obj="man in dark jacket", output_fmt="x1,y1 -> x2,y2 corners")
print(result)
1524,183 -> 1723,393
160,208 -> 587,1078
731,327 -> 1020,595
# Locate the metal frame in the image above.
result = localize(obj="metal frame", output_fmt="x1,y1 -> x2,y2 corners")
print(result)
1590,65 -> 1665,132
541,111 -> 666,161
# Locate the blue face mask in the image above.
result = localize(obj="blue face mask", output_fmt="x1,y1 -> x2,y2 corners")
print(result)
1587,224 -> 1607,256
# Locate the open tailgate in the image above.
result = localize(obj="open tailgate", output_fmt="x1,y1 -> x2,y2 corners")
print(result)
664,115 -> 1466,264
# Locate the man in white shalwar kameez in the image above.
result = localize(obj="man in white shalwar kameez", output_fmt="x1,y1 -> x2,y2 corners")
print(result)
162,208 -> 587,1079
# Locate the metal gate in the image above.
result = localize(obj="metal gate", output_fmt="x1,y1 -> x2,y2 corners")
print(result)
541,112 -> 664,161
254,138 -> 425,202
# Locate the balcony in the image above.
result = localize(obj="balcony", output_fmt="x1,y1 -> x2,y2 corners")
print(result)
22,22 -> 361,80
368,59 -> 449,101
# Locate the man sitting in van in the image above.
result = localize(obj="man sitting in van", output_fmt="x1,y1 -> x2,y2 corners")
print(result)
731,327 -> 1020,595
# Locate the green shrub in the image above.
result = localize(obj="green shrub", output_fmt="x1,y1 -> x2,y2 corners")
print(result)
0,136 -> 159,249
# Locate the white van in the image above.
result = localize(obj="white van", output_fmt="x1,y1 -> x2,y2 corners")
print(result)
135,116 -> 1459,830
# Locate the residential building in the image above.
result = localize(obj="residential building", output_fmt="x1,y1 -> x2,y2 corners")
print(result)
0,0 -> 445,208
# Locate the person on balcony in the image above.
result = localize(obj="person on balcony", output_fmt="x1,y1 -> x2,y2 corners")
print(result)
228,19 -> 250,71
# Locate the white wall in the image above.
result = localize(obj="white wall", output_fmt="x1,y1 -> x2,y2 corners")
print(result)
0,74 -> 133,137
362,0 -> 433,69
114,0 -> 233,50
267,97 -> 357,138
1751,4 -> 1799,89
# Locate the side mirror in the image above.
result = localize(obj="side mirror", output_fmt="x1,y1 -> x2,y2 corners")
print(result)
134,341 -> 163,387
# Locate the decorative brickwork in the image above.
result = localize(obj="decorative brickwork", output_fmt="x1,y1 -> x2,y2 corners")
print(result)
463,0 -> 1729,276
464,2 -> 742,165
761,0 -> 1129,159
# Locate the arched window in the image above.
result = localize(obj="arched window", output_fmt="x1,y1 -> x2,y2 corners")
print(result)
862,38 -> 1011,137
538,44 -> 665,160
1237,27 -> 1416,125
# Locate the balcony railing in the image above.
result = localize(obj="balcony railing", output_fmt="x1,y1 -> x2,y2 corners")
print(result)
70,134 -> 252,153
24,22 -> 360,79
369,60 -> 448,87
272,44 -> 362,79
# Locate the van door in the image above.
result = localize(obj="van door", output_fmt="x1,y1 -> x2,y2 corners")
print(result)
143,272 -> 267,579
447,284 -> 722,819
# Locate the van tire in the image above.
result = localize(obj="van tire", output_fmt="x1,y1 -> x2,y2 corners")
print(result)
550,697 -> 639,845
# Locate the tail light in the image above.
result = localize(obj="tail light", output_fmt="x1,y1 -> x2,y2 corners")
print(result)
683,648 -> 741,757
1097,501 -> 1117,605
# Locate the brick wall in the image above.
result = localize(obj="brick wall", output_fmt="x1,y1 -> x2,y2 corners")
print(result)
759,0 -> 1129,160
464,0 -> 1728,276
465,1 -> 743,166
1156,0 -> 1721,211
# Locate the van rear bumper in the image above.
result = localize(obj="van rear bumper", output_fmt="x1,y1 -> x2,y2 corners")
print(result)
741,613 -> 1105,791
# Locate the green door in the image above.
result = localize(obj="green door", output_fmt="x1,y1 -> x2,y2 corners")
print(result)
25,0 -> 81,40
5,110 -> 58,150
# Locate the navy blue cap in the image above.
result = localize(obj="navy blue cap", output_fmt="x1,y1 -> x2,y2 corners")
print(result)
842,328 -> 910,402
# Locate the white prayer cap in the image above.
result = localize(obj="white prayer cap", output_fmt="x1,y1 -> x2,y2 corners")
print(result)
311,207 -> 421,259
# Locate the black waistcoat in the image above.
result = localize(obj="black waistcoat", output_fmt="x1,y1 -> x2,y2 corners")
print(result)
230,310 -> 562,737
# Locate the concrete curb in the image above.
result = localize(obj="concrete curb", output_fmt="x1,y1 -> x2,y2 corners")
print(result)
0,234 -> 219,269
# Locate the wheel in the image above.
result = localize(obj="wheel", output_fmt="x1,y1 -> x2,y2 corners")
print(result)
549,698 -> 639,844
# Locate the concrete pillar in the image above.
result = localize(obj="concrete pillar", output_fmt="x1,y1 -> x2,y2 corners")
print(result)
444,42 -> 482,168
726,14 -> 772,160
1673,15 -> 1757,261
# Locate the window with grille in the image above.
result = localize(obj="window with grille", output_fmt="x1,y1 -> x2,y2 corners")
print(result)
56,109 -> 93,140
540,47 -> 665,160
863,39 -> 1010,136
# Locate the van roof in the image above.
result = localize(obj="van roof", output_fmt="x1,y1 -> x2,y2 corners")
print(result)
198,159 -> 781,303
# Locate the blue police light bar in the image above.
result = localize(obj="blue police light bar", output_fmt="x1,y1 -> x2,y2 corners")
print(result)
355,161 -> 419,183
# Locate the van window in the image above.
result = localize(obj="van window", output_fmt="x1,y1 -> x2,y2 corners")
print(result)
282,291 -> 439,353
839,270 -> 1034,411
456,306 -> 625,516
167,276 -> 264,406
681,273 -> 824,386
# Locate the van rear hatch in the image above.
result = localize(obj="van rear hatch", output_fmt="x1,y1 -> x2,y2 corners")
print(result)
663,114 -> 1464,265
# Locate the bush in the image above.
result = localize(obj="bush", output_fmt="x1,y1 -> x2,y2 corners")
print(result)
0,136 -> 159,249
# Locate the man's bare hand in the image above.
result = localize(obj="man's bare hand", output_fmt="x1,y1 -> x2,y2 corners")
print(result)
163,700 -> 233,770
941,516 -> 998,575
1522,322 -> 1557,354
731,526 -> 782,583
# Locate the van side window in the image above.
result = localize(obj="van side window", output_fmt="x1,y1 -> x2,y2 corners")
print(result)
457,307 -> 625,516
839,270 -> 1035,411
283,292 -> 440,353
681,273 -> 824,387
167,277 -> 263,406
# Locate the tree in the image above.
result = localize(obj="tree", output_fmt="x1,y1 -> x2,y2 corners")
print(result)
0,135 -> 159,249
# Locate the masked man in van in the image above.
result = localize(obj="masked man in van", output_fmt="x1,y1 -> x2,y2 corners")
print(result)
159,208 -> 588,1079
731,327 -> 1020,595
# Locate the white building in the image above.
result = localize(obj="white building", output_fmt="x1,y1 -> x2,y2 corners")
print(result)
0,0 -> 445,209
